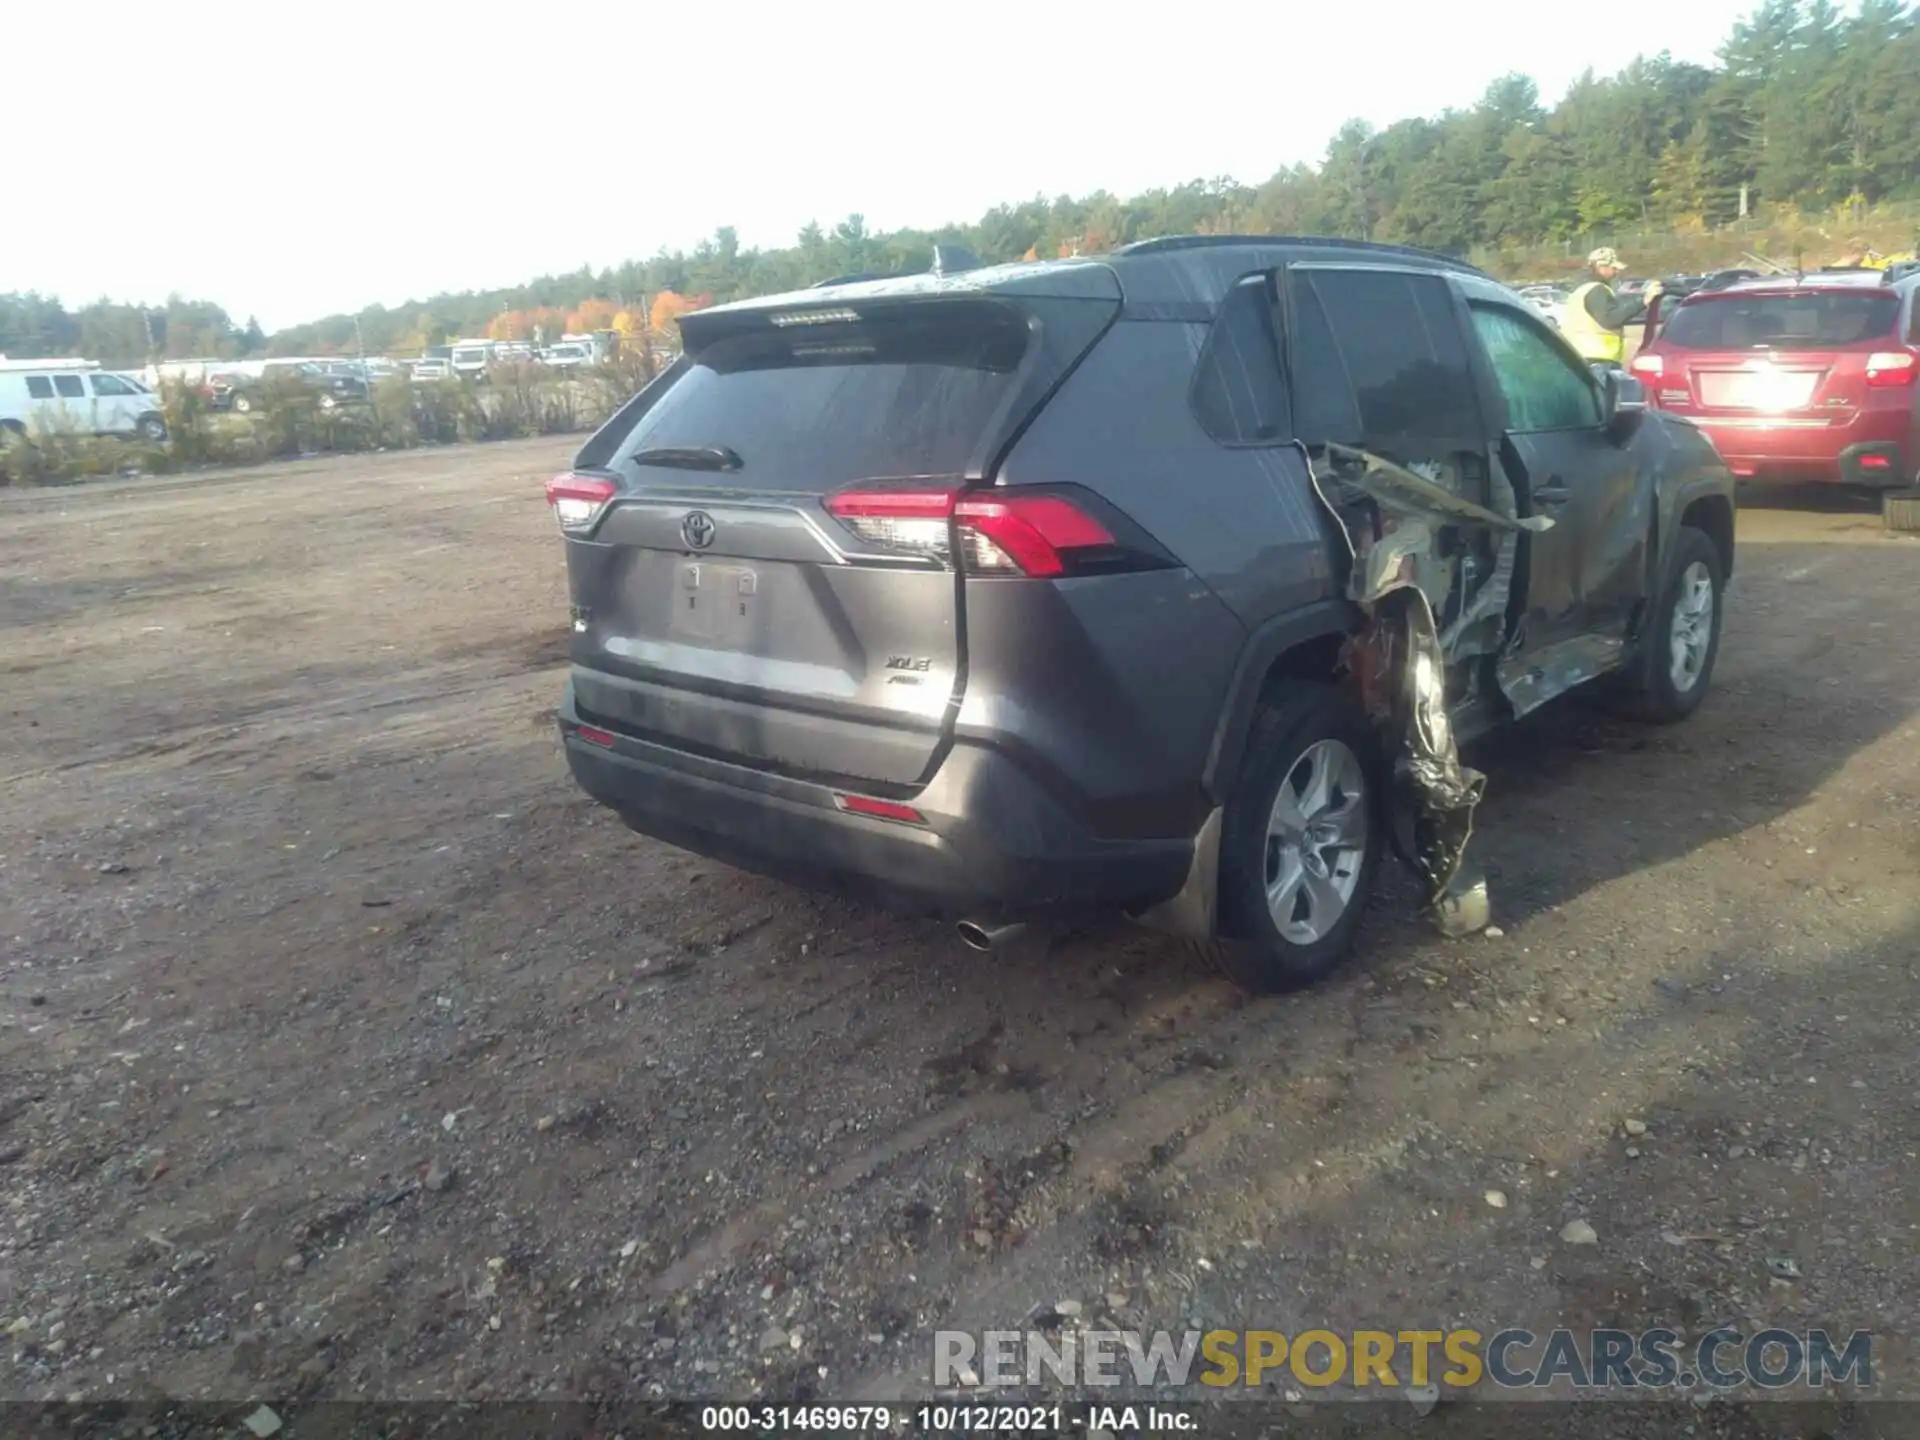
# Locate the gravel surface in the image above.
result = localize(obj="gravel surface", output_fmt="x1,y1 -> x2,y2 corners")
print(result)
1,440 -> 1916,1430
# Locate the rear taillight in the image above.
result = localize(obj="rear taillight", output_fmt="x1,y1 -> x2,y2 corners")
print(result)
545,472 -> 617,532
1629,354 -> 1664,379
824,486 -> 958,555
823,484 -> 1146,578
1865,351 -> 1918,388
951,494 -> 1113,577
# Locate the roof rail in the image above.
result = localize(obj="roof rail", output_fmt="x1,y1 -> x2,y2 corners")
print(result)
1114,233 -> 1488,277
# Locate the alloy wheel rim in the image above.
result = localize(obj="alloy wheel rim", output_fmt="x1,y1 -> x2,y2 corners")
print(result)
1264,738 -> 1369,945
1669,560 -> 1715,693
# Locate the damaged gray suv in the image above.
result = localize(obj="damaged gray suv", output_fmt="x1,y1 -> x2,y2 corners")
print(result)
551,236 -> 1736,992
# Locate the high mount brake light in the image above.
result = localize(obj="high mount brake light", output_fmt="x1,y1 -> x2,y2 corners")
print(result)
545,472 -> 617,531
1865,351 -> 1918,388
823,487 -> 1120,577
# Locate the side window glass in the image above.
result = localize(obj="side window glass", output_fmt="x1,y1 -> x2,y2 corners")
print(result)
1469,304 -> 1603,431
91,374 -> 134,396
53,374 -> 86,398
25,375 -> 54,399
1908,296 -> 1920,346
1288,268 -> 1483,445
1191,273 -> 1291,445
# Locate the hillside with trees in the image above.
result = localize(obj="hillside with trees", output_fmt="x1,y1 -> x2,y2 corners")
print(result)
7,0 -> 1918,368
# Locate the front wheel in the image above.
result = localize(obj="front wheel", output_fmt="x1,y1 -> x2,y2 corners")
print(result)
232,392 -> 255,414
1194,684 -> 1383,994
1621,525 -> 1724,722
136,413 -> 168,443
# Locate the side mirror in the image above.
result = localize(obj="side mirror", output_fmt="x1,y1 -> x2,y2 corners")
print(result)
1594,365 -> 1647,437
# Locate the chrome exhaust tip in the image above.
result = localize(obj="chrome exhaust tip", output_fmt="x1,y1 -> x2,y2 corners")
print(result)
956,920 -> 1027,954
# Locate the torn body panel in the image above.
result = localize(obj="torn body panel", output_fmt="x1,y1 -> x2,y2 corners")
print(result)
1310,442 -> 1554,934
1494,422 -> 1655,718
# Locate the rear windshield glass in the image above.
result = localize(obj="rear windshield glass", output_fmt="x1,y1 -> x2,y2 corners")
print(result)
614,301 -> 1032,482
1660,292 -> 1899,351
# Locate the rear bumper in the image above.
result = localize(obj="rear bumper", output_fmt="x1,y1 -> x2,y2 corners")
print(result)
1687,419 -> 1910,486
557,681 -> 1193,921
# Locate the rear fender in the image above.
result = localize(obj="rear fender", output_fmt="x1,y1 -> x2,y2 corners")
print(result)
1202,597 -> 1364,805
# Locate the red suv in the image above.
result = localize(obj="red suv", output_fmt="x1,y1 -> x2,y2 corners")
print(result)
1632,269 -> 1920,491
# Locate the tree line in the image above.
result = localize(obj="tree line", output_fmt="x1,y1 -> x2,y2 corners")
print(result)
6,0 -> 1918,368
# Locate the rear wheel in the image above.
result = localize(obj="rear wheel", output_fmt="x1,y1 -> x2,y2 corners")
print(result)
1619,525 -> 1724,723
1884,488 -> 1920,535
1194,684 -> 1383,994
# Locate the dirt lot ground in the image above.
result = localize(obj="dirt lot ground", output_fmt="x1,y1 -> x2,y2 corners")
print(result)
3,439 -> 1918,1430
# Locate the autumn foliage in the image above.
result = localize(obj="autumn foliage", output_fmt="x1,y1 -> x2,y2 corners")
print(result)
485,306 -> 569,343
648,290 -> 713,336
566,299 -> 619,333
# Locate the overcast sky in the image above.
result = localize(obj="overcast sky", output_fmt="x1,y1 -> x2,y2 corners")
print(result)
5,0 -> 1760,329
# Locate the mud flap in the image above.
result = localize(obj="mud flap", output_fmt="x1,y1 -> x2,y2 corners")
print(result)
1312,443 -> 1554,936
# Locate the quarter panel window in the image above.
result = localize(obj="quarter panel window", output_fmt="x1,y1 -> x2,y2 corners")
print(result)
1191,273 -> 1291,445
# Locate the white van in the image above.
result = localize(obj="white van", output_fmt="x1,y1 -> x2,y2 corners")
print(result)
448,341 -> 494,379
0,361 -> 168,441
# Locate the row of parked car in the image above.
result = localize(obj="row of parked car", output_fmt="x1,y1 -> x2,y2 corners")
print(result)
1507,269 -> 1772,335
186,342 -> 612,412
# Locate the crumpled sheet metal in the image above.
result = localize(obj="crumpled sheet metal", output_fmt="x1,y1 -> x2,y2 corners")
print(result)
1308,442 -> 1531,935
1439,459 -> 1524,665
1343,586 -> 1491,936
1323,441 -> 1553,542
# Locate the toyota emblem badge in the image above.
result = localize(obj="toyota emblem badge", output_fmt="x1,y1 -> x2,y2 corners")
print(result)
681,510 -> 716,550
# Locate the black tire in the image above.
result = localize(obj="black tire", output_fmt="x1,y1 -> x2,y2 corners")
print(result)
136,413 -> 168,443
1619,525 -> 1724,723
1884,488 -> 1920,535
1193,683 -> 1384,994
232,391 -> 254,414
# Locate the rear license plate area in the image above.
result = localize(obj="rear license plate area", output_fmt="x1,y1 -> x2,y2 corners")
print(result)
669,561 -> 758,646
1696,370 -> 1818,410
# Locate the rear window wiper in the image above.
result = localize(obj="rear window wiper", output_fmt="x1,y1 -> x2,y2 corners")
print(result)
629,445 -> 742,472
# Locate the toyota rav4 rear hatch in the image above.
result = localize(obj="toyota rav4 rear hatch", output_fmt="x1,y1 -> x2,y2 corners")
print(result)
554,281 -> 1120,787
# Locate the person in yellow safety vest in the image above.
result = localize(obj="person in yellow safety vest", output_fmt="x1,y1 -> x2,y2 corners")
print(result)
1562,247 -> 1661,365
